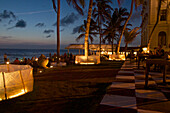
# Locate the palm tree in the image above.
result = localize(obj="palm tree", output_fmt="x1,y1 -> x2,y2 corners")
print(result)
116,0 -> 143,54
52,0 -> 85,63
103,7 -> 129,54
92,0 -> 113,57
84,0 -> 93,58
124,27 -> 140,58
76,19 -> 98,43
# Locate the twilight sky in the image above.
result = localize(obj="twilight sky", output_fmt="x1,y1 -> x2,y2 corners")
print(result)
0,0 -> 142,49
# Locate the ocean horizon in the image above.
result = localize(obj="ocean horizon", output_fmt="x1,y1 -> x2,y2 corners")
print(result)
0,48 -> 84,64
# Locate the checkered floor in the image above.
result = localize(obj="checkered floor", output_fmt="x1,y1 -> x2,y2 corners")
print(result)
96,61 -> 170,113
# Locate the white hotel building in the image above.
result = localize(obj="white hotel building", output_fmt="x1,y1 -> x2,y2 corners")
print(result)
141,0 -> 170,51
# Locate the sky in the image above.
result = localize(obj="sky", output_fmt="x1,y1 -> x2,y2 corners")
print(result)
0,0 -> 142,49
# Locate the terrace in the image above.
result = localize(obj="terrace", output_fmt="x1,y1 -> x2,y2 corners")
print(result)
0,59 -> 170,112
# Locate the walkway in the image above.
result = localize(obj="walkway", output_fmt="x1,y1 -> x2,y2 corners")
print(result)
96,60 -> 170,113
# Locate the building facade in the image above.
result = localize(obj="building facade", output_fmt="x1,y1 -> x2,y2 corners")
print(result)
141,0 -> 170,51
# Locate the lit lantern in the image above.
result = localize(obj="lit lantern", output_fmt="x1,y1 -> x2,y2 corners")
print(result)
0,65 -> 33,101
50,66 -> 53,68
6,62 -> 9,64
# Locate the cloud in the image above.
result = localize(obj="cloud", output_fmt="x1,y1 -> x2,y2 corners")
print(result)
7,19 -> 26,29
35,23 -> 45,27
15,9 -> 53,15
7,20 -> 26,29
15,19 -> 26,28
72,25 -> 82,34
46,35 -> 51,38
0,10 -> 16,25
43,29 -> 54,34
0,36 -> 12,39
0,10 -> 16,20
53,12 -> 79,26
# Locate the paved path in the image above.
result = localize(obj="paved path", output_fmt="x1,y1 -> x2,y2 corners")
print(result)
96,60 -> 170,113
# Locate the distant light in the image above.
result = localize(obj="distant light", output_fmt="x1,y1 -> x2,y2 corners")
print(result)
134,52 -> 137,55
50,66 -> 53,68
75,61 -> 78,64
39,70 -> 42,73
35,58 -> 38,61
168,55 -> 170,59
6,62 -> 9,64
143,47 -> 147,51
142,47 -> 148,53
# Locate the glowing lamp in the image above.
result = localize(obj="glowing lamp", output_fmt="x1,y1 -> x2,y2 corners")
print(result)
39,70 -> 42,73
50,66 -> 53,68
6,62 -> 9,64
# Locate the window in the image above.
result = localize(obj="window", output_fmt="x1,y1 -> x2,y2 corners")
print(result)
158,31 -> 166,46
160,10 -> 167,21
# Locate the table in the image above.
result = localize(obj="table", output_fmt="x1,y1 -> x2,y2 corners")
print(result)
145,59 -> 170,88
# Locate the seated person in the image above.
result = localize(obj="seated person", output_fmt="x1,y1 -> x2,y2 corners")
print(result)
157,45 -> 165,58
52,53 -> 57,61
27,58 -> 32,65
13,58 -> 20,64
38,54 -> 49,68
4,53 -> 7,63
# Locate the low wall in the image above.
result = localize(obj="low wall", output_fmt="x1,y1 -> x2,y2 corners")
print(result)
109,54 -> 125,61
75,55 -> 100,64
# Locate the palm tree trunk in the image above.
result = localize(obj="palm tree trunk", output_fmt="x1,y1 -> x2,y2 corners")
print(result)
57,0 -> 60,64
85,0 -> 93,58
98,10 -> 101,58
125,43 -> 128,59
117,0 -> 134,54
147,0 -> 161,50
112,37 -> 114,54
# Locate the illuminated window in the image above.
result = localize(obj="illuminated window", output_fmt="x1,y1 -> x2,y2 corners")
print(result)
160,10 -> 167,21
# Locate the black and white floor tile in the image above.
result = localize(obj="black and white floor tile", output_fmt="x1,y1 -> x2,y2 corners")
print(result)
96,61 -> 170,113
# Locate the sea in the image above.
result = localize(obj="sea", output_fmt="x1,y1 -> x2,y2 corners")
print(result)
0,49 -> 84,64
